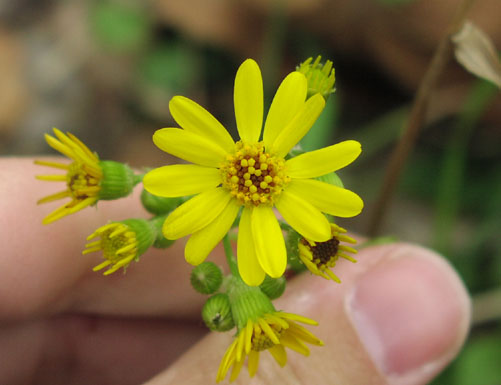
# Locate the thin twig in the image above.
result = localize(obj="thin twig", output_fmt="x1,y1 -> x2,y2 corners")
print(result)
367,0 -> 476,236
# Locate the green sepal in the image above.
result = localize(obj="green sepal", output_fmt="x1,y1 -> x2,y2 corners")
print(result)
120,218 -> 156,257
191,262 -> 223,295
98,160 -> 140,200
202,293 -> 235,332
316,172 -> 344,188
149,215 -> 175,249
259,275 -> 286,300
227,276 -> 275,331
140,189 -> 184,215
285,229 -> 306,273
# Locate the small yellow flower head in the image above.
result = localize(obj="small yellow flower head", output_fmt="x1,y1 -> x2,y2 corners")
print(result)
298,223 -> 357,282
297,55 -> 336,100
216,276 -> 323,382
36,128 -> 140,224
83,219 -> 156,275
216,311 -> 323,382
35,128 -> 103,224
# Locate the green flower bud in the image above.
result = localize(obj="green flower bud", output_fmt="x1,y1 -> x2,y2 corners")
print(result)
140,189 -> 183,215
297,55 -> 336,100
259,275 -> 286,300
191,262 -> 223,294
98,160 -> 141,200
202,293 -> 235,332
149,215 -> 175,249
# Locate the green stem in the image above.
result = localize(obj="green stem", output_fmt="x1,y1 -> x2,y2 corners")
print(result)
223,234 -> 239,278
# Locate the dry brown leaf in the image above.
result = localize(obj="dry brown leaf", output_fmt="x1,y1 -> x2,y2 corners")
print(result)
452,21 -> 501,87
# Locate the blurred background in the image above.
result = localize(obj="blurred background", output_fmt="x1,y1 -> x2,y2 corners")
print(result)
0,0 -> 500,383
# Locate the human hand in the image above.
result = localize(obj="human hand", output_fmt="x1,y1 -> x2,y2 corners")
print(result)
0,158 -> 470,385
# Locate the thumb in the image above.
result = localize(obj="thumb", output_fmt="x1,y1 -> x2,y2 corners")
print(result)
145,243 -> 471,385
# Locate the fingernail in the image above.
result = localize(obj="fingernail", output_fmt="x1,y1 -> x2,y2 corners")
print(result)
346,245 -> 471,384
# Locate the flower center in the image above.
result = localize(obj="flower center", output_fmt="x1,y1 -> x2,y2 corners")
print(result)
67,162 -> 101,199
302,237 -> 340,268
221,141 -> 288,206
100,224 -> 137,263
251,324 -> 285,352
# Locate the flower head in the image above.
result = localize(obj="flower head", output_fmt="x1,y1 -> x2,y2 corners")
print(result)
297,56 -> 336,99
298,223 -> 357,282
35,128 -> 103,224
216,311 -> 323,382
36,128 -> 140,224
83,219 -> 156,275
143,59 -> 363,286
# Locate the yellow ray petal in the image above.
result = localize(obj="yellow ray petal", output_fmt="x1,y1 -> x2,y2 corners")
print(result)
234,59 -> 263,143
280,333 -> 310,356
275,189 -> 331,242
162,188 -> 231,239
263,71 -> 307,150
36,175 -> 67,181
286,140 -> 361,178
143,164 -> 221,198
251,206 -> 286,279
237,207 -> 266,286
169,95 -> 235,153
185,198 -> 240,265
34,160 -> 69,170
285,179 -> 363,218
229,355 -> 245,382
248,350 -> 260,377
268,344 -> 287,367
270,93 -> 325,158
37,190 -> 71,204
153,128 -> 227,167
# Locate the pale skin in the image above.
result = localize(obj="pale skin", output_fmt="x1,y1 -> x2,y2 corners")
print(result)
0,158 -> 471,385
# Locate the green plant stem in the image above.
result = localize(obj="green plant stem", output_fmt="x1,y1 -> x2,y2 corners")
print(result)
367,0 -> 476,237
433,80 -> 498,254
223,234 -> 239,278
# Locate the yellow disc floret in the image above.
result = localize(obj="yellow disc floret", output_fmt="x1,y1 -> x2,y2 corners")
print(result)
220,141 -> 289,206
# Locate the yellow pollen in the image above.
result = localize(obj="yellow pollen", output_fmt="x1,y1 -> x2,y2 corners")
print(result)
221,141 -> 288,206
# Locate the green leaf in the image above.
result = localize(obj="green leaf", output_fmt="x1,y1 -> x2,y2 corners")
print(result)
300,95 -> 339,151
453,334 -> 501,385
90,2 -> 150,53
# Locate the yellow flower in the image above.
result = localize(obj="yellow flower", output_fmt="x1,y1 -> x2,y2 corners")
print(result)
216,311 -> 323,383
83,219 -> 156,275
35,128 -> 102,224
143,59 -> 363,286
298,223 -> 357,282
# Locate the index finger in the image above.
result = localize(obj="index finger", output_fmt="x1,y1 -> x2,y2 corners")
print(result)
0,158 -> 223,321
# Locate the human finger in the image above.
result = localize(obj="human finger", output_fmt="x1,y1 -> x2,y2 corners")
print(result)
0,158 -> 225,320
145,243 -> 471,385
